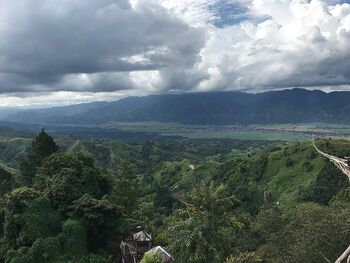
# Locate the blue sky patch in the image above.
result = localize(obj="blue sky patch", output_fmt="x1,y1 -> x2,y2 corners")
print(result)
209,0 -> 250,27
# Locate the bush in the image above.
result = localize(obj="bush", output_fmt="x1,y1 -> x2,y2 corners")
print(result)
226,252 -> 260,263
58,219 -> 88,260
285,157 -> 293,167
140,252 -> 163,263
79,253 -> 108,263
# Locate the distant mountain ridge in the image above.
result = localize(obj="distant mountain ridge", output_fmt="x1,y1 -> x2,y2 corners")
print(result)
2,88 -> 350,125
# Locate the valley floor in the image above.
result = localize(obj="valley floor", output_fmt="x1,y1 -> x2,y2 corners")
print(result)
97,122 -> 350,142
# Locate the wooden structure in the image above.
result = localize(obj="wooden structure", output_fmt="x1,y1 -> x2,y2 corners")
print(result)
120,240 -> 133,263
120,226 -> 174,263
313,140 -> 350,182
335,246 -> 350,263
120,227 -> 153,263
133,228 -> 152,261
313,139 -> 350,263
147,246 -> 173,262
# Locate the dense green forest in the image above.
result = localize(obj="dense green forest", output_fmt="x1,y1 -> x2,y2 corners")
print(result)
0,130 -> 349,262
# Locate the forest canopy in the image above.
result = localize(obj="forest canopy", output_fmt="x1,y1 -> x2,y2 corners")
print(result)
0,130 -> 349,262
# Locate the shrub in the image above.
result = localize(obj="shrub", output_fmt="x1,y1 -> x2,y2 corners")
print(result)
140,252 -> 163,263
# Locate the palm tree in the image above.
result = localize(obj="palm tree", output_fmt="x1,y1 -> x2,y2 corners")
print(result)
168,182 -> 243,263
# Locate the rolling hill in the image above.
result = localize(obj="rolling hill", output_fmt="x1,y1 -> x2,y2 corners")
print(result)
2,88 -> 350,125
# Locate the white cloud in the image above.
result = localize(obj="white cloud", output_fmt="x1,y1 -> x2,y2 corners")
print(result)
1,0 -> 350,107
194,0 -> 350,91
0,90 -> 146,108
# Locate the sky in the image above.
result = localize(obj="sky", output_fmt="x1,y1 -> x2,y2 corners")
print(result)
1,0 -> 350,107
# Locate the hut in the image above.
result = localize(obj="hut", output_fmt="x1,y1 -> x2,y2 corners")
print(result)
133,227 -> 152,261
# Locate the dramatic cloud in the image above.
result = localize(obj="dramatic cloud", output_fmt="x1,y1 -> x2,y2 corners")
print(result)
0,0 -> 205,94
197,0 -> 350,92
0,0 -> 350,106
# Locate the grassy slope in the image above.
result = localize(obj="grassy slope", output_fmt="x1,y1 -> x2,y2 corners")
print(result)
0,138 -> 31,168
152,160 -> 221,194
149,140 -> 345,210
263,143 -> 325,208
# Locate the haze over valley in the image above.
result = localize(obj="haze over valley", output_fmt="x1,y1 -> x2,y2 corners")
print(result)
0,0 -> 350,263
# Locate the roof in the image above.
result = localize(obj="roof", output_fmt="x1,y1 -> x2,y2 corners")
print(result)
148,246 -> 173,262
133,231 -> 152,242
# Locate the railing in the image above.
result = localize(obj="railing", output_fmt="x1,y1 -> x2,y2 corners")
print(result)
335,246 -> 350,263
313,139 -> 350,263
313,140 -> 350,182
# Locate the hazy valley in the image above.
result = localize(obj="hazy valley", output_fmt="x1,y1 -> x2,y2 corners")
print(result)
1,0 -> 350,262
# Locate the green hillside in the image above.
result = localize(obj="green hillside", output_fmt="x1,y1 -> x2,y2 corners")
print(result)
0,133 -> 346,211
0,131 -> 349,263
146,140 -> 345,213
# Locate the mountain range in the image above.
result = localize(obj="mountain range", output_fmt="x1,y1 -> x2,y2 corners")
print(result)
1,88 -> 350,125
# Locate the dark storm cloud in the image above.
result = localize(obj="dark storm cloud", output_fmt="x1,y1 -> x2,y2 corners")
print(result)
0,0 -> 205,93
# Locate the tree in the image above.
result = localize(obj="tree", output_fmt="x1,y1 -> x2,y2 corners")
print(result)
6,219 -> 106,263
168,182 -> 243,263
79,253 -> 108,263
6,237 -> 62,263
113,160 -> 139,215
253,208 -> 283,244
299,162 -> 348,204
226,252 -> 261,263
58,219 -> 88,260
19,130 -> 58,185
0,166 -> 14,196
256,202 -> 350,263
1,187 -> 40,248
33,152 -> 113,213
0,133 -> 126,262
70,194 -> 121,251
31,129 -> 59,160
46,168 -> 85,213
17,197 -> 61,246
